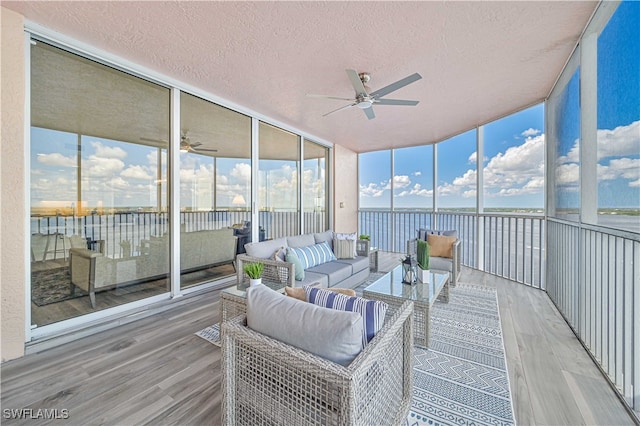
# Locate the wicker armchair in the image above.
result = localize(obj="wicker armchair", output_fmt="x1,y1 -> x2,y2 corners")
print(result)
221,300 -> 414,426
407,237 -> 461,286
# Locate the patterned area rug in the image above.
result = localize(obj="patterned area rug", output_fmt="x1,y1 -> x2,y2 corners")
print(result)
196,323 -> 221,347
196,274 -> 515,426
31,267 -> 87,306
405,285 -> 514,426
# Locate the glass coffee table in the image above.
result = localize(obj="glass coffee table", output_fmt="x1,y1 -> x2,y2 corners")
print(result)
363,265 -> 449,347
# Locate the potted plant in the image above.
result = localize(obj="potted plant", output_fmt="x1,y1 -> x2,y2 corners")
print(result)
358,234 -> 370,241
416,239 -> 430,282
244,262 -> 264,286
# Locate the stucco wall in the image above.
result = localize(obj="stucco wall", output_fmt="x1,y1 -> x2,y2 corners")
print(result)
1,7 -> 26,361
333,144 -> 358,233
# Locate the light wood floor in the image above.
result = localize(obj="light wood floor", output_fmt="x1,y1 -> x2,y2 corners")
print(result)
1,252 -> 635,425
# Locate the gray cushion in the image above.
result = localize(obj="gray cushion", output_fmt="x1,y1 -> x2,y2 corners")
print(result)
285,248 -> 305,281
307,262 -> 352,287
417,228 -> 458,240
286,233 -> 315,248
334,256 -> 369,274
297,271 -> 329,288
246,284 -> 363,366
314,230 -> 334,250
334,239 -> 355,259
429,256 -> 453,272
245,237 -> 288,259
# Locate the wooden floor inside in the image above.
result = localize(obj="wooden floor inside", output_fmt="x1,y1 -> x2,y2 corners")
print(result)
2,252 -> 635,425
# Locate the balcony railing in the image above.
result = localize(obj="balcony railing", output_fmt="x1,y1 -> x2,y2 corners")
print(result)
547,218 -> 639,414
359,208 -> 638,415
31,210 -> 326,260
359,209 -> 545,288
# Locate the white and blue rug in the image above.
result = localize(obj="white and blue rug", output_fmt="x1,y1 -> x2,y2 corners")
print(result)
405,285 -> 515,426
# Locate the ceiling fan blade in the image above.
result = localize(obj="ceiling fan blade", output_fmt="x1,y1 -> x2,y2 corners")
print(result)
363,107 -> 375,120
369,73 -> 422,99
374,99 -> 420,106
346,69 -> 368,96
323,103 -> 356,117
307,93 -> 355,101
189,141 -> 202,148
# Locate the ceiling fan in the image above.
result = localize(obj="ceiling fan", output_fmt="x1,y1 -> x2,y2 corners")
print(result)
140,132 -> 218,154
307,69 -> 422,120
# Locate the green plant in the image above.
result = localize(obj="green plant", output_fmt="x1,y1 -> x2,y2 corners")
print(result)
358,234 -> 370,241
416,239 -> 430,270
243,262 -> 264,279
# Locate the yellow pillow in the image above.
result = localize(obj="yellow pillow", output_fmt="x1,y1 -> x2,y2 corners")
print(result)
427,234 -> 456,259
285,286 -> 356,302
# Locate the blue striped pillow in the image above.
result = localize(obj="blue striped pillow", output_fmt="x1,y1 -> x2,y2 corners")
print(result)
304,286 -> 388,346
289,242 -> 336,269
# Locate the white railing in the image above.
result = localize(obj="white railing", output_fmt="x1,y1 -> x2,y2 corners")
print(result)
31,210 -> 326,259
358,209 -> 545,288
547,218 -> 639,414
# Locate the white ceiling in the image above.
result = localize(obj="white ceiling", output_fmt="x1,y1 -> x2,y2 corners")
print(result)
4,1 -> 598,153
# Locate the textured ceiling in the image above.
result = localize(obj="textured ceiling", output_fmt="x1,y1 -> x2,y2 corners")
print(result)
4,1 -> 598,153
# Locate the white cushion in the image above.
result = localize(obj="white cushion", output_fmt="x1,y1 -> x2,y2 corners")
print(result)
334,232 -> 358,257
334,239 -> 356,259
246,284 -> 363,366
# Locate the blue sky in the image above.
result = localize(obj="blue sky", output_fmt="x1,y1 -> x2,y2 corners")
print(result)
360,2 -> 639,211
360,104 -> 545,210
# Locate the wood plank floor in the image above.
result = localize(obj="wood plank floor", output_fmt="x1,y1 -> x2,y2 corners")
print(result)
1,252 -> 635,425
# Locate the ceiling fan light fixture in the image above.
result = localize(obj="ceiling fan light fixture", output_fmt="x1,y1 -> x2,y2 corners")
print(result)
357,99 -> 373,109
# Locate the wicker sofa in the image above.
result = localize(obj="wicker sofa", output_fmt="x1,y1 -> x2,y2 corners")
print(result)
235,231 -> 370,289
221,299 -> 414,426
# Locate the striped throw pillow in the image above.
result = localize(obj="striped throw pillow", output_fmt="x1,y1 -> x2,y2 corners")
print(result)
289,242 -> 336,269
305,286 -> 388,346
334,239 -> 356,259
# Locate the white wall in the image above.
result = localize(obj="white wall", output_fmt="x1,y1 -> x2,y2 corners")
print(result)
333,144 -> 358,233
1,6 -> 27,361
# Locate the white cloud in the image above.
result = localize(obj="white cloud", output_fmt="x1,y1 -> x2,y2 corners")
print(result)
90,141 -> 127,159
37,153 -> 76,168
597,120 -> 640,159
598,158 -> 640,186
360,182 -> 387,198
121,165 -> 153,180
413,171 -> 422,176
521,128 -> 541,137
556,163 -> 580,185
83,156 -> 125,178
392,175 -> 411,189
230,162 -> 251,183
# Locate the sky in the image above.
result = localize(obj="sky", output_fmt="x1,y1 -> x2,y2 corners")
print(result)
360,1 -> 639,212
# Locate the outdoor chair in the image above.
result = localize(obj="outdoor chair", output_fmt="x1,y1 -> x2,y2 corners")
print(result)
221,300 -> 414,426
407,229 -> 461,286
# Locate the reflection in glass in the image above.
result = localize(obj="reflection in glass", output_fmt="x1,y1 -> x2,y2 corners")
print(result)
259,122 -> 300,239
30,41 -> 170,325
179,93 -> 252,288
596,2 -> 640,232
303,140 -> 329,233
553,70 -> 581,220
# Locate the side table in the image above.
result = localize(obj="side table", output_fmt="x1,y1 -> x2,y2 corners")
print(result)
369,247 -> 379,272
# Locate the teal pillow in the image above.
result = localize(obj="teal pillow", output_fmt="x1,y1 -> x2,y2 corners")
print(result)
286,248 -> 305,281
